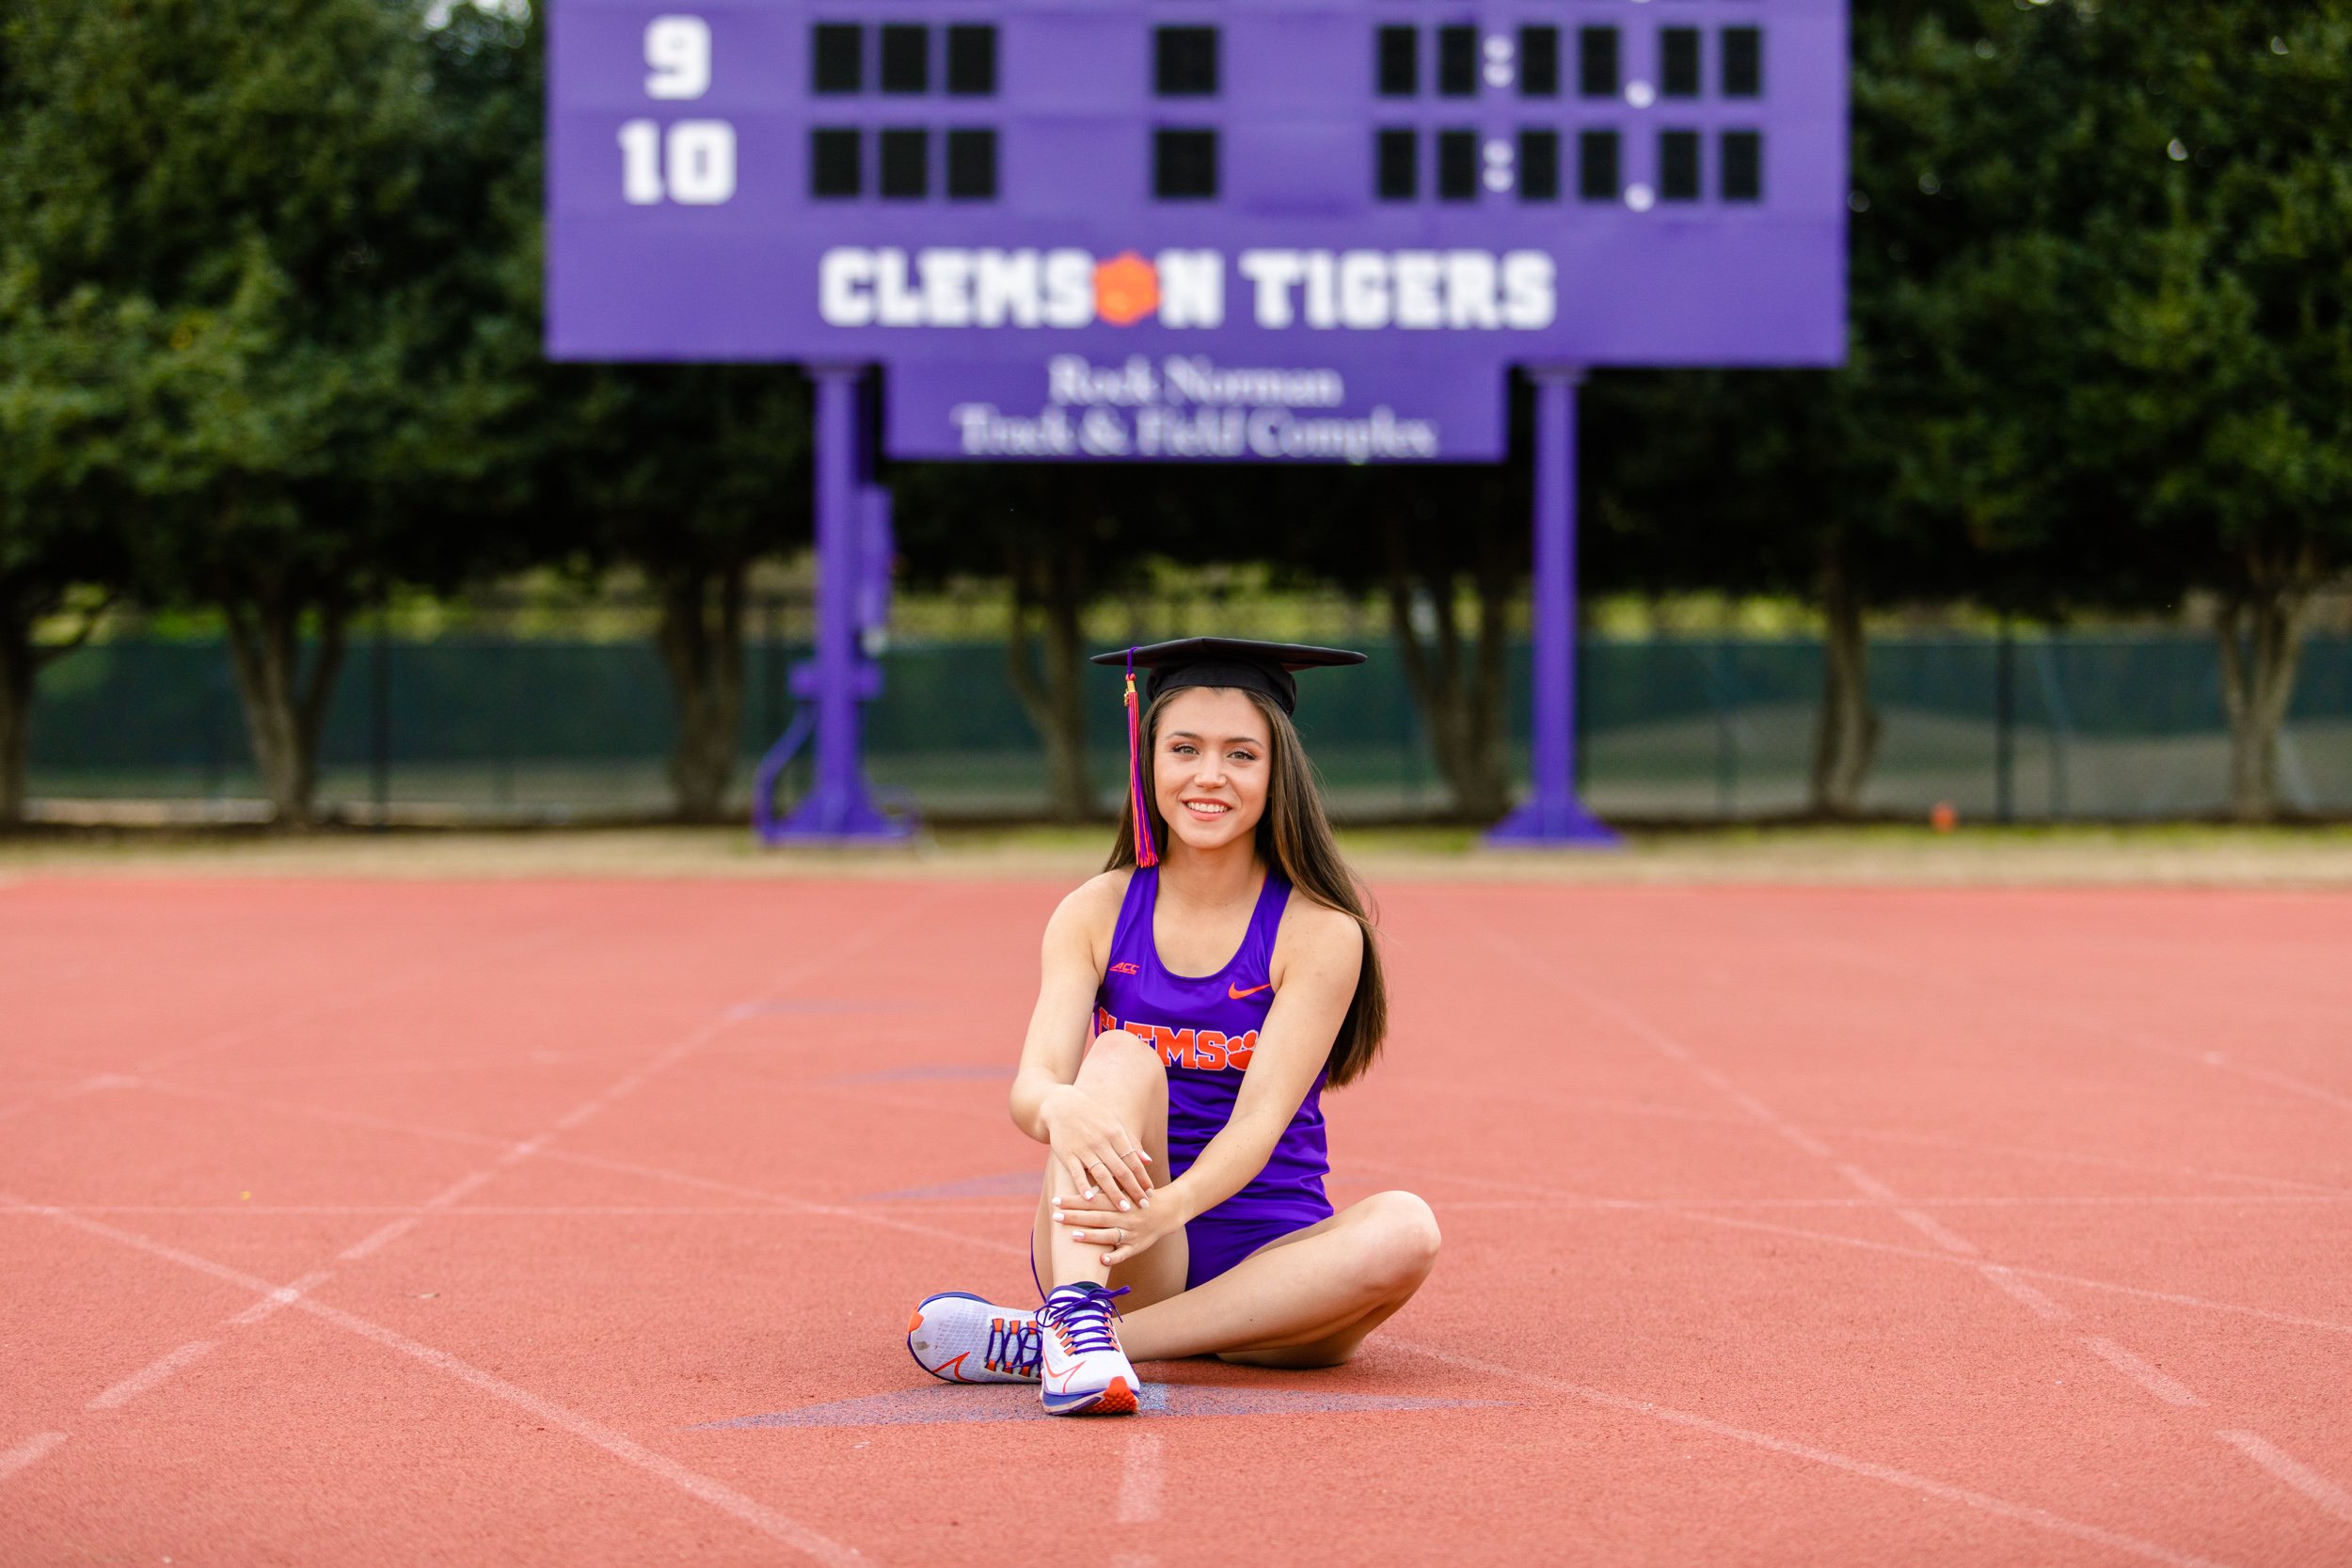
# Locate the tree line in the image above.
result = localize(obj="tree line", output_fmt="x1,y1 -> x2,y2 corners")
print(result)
2,0 -> 2344,829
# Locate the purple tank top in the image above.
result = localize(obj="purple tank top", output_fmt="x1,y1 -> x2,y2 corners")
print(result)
1092,865 -> 1333,1227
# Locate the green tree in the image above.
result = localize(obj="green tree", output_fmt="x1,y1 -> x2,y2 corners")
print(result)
1590,363 -> 1947,817
1877,0 -> 2352,818
1261,460 -> 1523,821
2087,8 -> 2352,818
0,284 -> 138,825
1,0 -> 537,824
894,464 -> 1154,821
535,366 -> 812,821
1583,0 -> 2028,817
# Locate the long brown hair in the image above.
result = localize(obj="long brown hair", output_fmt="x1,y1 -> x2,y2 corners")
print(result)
1104,687 -> 1389,1086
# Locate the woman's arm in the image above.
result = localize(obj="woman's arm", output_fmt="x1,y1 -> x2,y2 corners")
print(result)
1008,873 -> 1154,1206
1091,900 -> 1362,1267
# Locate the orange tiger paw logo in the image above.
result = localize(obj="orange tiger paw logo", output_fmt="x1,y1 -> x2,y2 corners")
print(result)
1093,252 -> 1159,326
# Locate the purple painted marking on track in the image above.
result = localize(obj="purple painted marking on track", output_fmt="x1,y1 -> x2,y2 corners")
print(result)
831,1065 -> 1011,1085
694,1384 -> 1506,1429
860,1171 -> 1040,1202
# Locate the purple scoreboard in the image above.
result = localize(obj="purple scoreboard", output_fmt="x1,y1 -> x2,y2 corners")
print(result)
546,0 -> 1848,839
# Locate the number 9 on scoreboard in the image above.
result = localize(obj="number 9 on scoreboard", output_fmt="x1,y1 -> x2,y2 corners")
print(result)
619,14 -> 734,206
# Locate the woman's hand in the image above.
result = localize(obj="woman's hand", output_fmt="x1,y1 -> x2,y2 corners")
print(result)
1041,1085 -> 1154,1209
1055,1185 -> 1185,1269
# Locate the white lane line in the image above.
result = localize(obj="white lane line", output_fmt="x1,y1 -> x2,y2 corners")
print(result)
338,1216 -> 422,1261
1392,1339 -> 2237,1568
2080,1337 -> 2203,1407
1576,988 -> 1837,1159
304,1296 -> 866,1568
5,1204 -> 1009,1218
1834,1164 -> 1899,1202
1978,1266 -> 2071,1323
0,1431 -> 68,1481
122,1077 -> 1025,1260
332,903 -> 933,1264
2192,1056 -> 2352,1117
1894,1207 -> 1981,1257
87,1340 -> 217,1411
1116,1430 -> 1165,1524
535,1143 -> 1029,1258
1668,1204 -> 2352,1340
1443,906 -> 2271,1420
227,1269 -> 337,1329
340,1164 -> 510,1261
127,916 -> 596,1081
10,1198 -> 865,1567
1772,925 -> 2352,1121
434,1167 -> 503,1205
30,1190 -> 2352,1217
1828,1121 -> 2352,1197
1360,1157 -> 2352,1338
1407,1076 -> 2352,1196
2215,1431 -> 2352,1526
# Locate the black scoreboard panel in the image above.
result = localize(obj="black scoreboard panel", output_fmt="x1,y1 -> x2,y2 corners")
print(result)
778,4 -> 1790,212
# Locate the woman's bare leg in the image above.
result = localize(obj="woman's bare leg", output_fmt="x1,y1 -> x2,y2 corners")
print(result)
1021,1033 -> 1438,1364
1029,1031 -> 1187,1304
1117,1191 -> 1440,1367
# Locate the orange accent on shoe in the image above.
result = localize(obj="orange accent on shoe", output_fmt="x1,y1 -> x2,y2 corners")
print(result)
907,1310 -> 925,1333
1097,1376 -> 1137,1415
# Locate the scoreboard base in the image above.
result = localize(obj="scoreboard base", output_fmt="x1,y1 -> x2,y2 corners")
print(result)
1484,798 -> 1622,849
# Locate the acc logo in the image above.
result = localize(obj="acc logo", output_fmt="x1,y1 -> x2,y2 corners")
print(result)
1108,960 -> 1141,974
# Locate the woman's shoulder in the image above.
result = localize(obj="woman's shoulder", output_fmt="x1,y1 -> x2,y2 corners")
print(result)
1046,868 -> 1135,938
1041,869 -> 1136,977
1275,888 -> 1363,960
1067,867 -> 1135,912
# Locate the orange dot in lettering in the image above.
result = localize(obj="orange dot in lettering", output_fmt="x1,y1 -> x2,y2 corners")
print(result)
1093,252 -> 1160,326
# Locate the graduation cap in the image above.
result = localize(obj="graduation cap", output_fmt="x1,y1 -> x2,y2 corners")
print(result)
1091,638 -> 1366,866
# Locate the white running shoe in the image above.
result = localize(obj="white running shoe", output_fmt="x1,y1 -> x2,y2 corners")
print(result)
907,1292 -> 1041,1384
1036,1283 -> 1138,1416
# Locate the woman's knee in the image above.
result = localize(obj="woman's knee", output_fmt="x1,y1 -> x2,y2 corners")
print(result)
1352,1191 -> 1441,1295
1076,1029 -> 1165,1101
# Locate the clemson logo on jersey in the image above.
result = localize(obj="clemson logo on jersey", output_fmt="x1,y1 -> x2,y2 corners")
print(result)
1096,1007 -> 1256,1072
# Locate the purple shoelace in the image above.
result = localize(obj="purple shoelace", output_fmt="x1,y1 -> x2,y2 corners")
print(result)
988,1315 -> 1042,1376
1039,1284 -> 1129,1354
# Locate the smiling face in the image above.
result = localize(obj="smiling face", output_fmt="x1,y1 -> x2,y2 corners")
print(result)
1151,686 -> 1273,854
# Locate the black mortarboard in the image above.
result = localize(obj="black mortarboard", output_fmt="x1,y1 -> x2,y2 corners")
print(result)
1093,638 -> 1366,866
1089,638 -> 1367,718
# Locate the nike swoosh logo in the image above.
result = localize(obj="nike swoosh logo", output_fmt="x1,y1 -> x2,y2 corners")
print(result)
1228,982 -> 1271,1000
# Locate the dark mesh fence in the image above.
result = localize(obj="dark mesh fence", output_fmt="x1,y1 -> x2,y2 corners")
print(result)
26,634 -> 2352,820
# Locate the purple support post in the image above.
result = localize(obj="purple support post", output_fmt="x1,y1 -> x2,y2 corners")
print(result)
1486,368 -> 1618,847
770,364 -> 908,843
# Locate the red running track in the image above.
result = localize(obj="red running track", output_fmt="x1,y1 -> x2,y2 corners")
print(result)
2,876 -> 2349,1567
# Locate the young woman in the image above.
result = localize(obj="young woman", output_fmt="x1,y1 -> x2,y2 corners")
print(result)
905,639 -> 1440,1416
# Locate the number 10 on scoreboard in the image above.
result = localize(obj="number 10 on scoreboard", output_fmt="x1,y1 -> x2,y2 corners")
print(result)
617,15 -> 737,205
